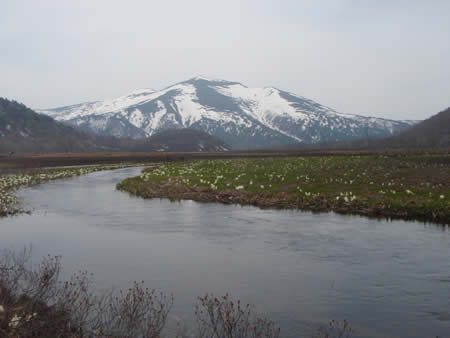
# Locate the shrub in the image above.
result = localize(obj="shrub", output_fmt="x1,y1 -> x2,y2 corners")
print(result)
0,247 -> 173,337
313,319 -> 354,338
194,293 -> 280,338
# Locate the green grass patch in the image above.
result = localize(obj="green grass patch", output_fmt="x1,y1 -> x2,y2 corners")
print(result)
117,155 -> 450,224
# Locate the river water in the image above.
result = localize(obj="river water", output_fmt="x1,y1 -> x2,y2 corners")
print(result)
1,167 -> 449,337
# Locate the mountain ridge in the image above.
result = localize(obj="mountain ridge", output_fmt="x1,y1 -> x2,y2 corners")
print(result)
38,77 -> 417,148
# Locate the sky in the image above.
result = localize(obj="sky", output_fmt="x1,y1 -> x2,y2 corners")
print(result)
1,0 -> 449,120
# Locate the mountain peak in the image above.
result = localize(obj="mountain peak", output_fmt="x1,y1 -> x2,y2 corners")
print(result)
182,76 -> 243,87
190,75 -> 226,82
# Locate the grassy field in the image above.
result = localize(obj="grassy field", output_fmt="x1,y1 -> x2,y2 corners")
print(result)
0,165 -> 131,216
117,154 -> 450,224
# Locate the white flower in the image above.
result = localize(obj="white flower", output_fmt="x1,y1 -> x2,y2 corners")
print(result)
440,195 -> 445,199
235,185 -> 244,190
9,314 -> 21,328
406,189 -> 414,195
260,185 -> 264,189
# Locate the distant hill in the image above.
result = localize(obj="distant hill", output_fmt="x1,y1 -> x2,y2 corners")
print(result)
131,128 -> 230,152
342,107 -> 450,149
381,107 -> 450,148
0,98 -> 106,152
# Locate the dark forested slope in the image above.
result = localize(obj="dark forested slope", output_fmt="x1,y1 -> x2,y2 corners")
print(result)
0,98 -> 105,152
383,107 -> 450,148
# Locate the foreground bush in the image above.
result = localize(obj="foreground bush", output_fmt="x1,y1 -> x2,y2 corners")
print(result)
312,320 -> 354,338
194,294 -> 280,338
0,247 -> 172,337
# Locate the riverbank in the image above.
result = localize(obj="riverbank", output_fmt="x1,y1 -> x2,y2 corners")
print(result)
0,165 -> 132,216
117,154 -> 450,224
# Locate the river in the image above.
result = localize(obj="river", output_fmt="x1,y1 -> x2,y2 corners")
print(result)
1,167 -> 449,337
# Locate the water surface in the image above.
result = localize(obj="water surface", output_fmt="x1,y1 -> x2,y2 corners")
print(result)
1,167 -> 449,337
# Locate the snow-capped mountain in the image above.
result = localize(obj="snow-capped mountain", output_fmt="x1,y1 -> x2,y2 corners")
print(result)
39,77 -> 416,148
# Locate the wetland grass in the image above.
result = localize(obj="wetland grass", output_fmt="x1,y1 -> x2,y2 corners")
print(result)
117,154 -> 450,224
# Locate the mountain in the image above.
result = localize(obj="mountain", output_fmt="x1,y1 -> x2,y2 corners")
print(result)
38,77 -> 416,149
131,128 -> 230,152
0,98 -> 105,152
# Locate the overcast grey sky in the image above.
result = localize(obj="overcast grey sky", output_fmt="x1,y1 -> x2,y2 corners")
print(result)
1,0 -> 449,120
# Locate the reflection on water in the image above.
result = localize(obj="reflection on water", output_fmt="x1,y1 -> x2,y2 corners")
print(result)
0,167 -> 449,337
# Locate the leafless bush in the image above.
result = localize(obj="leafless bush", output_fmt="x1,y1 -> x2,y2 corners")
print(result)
0,247 -> 70,336
194,293 -> 280,338
96,281 -> 173,337
313,319 -> 354,338
0,247 -> 173,337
